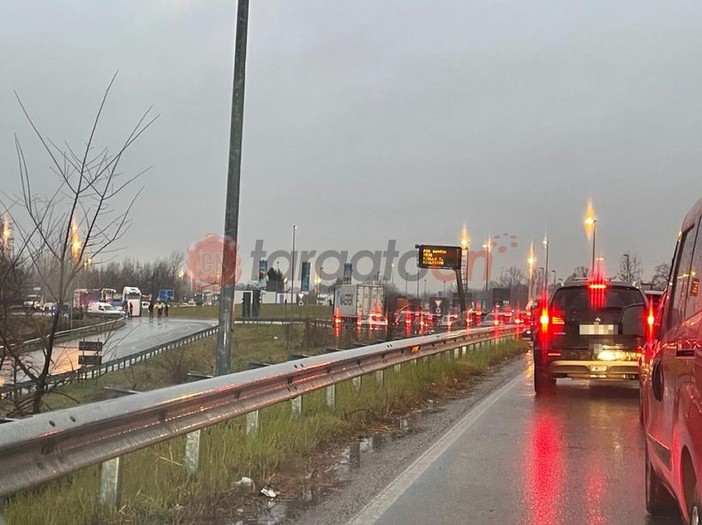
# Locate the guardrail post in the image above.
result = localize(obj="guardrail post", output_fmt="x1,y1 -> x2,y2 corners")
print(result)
461,345 -> 467,357
325,385 -> 336,408
453,348 -> 460,359
352,376 -> 361,391
184,430 -> 202,476
99,456 -> 124,507
393,363 -> 401,373
0,497 -> 5,525
246,410 -> 259,436
375,370 -> 384,386
291,395 -> 302,418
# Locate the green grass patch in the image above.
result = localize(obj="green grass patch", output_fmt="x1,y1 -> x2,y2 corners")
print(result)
167,303 -> 332,320
4,340 -> 527,525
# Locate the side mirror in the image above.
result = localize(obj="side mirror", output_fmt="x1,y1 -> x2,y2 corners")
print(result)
621,304 -> 646,337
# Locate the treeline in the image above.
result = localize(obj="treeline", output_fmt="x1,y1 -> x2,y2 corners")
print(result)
82,251 -> 188,300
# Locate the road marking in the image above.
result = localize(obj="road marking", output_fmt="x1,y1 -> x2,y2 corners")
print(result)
347,371 -> 524,525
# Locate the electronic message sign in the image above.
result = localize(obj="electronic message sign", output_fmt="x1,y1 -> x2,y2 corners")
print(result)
416,245 -> 463,270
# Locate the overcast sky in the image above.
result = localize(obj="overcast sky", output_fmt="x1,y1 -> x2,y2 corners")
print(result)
1,1 -> 701,291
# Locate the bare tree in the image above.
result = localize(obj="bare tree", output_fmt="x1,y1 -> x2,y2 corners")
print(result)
498,266 -> 525,289
0,74 -> 156,414
650,263 -> 671,291
565,266 -> 590,283
616,253 -> 643,284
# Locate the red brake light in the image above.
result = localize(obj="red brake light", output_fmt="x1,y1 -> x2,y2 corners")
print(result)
540,308 -> 549,332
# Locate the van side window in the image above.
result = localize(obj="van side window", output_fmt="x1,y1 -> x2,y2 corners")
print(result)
684,217 -> 702,320
668,223 -> 699,328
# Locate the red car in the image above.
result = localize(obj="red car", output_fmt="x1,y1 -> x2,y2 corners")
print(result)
642,195 -> 702,523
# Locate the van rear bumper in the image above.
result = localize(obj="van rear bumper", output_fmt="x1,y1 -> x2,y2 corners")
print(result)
547,360 -> 639,380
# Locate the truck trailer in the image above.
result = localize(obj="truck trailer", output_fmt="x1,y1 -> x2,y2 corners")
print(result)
333,283 -> 385,324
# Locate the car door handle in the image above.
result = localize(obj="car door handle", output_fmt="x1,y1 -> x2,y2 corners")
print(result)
677,348 -> 695,357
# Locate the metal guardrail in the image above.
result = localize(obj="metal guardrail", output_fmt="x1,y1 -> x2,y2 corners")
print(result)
0,325 -> 219,399
0,326 -> 516,508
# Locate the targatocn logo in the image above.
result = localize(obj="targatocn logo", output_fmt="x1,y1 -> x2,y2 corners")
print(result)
186,234 -> 241,291
490,233 -> 519,254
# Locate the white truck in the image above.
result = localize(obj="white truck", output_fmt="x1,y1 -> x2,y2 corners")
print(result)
333,283 -> 385,324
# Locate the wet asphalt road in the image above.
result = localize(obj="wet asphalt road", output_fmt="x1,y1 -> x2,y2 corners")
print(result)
348,358 -> 683,525
0,317 -> 216,383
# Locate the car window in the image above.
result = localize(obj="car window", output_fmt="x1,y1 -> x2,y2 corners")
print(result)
684,218 -> 702,321
550,286 -> 644,323
668,222 -> 699,328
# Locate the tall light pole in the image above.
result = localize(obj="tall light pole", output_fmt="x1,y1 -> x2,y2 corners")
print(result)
290,224 -> 297,305
483,239 -> 491,308
460,226 -> 471,316
543,236 -> 549,294
584,202 -> 597,276
527,242 -> 536,303
215,0 -> 250,376
460,225 -> 470,293
623,252 -> 630,283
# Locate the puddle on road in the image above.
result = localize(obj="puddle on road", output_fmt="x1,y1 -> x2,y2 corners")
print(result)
232,407 -> 437,524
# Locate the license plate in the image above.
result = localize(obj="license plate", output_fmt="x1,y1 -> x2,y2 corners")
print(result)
590,365 -> 608,372
580,324 -> 617,335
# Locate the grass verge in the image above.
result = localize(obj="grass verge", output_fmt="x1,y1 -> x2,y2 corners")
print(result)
4,339 -> 528,525
167,303 -> 332,320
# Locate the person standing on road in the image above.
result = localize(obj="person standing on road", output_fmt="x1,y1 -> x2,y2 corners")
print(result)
148,300 -> 154,318
157,301 -> 163,318
128,302 -> 134,318
164,302 -> 169,317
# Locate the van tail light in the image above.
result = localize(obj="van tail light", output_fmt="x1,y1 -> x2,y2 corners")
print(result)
551,316 -> 565,325
646,302 -> 655,344
540,308 -> 550,333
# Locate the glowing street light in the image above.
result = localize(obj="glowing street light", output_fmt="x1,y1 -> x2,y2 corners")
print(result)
527,242 -> 536,302
542,236 -> 549,293
1,215 -> 11,256
584,202 -> 597,274
482,238 -> 492,294
70,220 -> 82,262
460,224 -> 471,289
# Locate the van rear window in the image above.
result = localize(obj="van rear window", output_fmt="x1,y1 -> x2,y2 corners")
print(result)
551,286 -> 644,322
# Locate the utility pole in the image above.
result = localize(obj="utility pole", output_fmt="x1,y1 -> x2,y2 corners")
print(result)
215,0 -> 250,376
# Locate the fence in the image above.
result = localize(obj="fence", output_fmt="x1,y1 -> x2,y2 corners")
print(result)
0,326 -> 516,513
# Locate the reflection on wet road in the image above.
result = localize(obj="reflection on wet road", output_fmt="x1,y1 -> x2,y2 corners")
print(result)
351,355 -> 682,525
0,317 -> 216,385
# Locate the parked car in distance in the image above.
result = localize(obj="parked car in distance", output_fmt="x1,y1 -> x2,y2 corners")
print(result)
642,195 -> 702,522
478,313 -> 499,327
86,301 -> 124,318
532,279 -> 647,395
439,314 -> 458,329
358,313 -> 388,329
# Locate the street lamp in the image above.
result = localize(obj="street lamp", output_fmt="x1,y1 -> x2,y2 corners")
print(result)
482,239 -> 491,295
584,203 -> 597,275
527,242 -> 536,302
623,252 -> 630,283
542,237 -> 549,293
290,225 -> 297,305
460,225 -> 470,288
314,275 -> 321,295
551,269 -> 556,287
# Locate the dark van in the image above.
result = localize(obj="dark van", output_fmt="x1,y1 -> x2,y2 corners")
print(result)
642,196 -> 702,523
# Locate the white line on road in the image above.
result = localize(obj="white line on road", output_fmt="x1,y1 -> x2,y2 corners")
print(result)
347,371 -> 524,525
